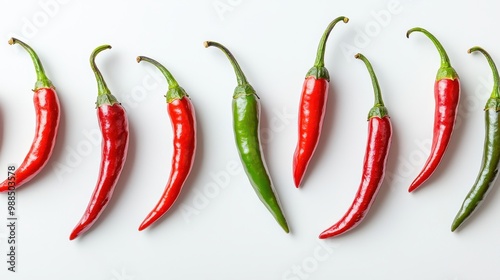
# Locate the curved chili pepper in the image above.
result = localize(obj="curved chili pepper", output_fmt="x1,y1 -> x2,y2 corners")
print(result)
0,38 -> 60,192
136,56 -> 196,231
319,53 -> 392,239
451,47 -> 500,232
70,45 -> 129,240
205,41 -> 289,233
406,27 -> 460,192
293,16 -> 348,188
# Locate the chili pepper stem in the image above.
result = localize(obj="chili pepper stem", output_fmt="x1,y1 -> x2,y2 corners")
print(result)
314,16 -> 349,68
204,41 -> 248,86
137,56 -> 179,88
406,28 -> 450,67
90,45 -> 118,107
468,47 -> 500,100
354,53 -> 388,119
9,37 -> 52,89
406,27 -> 458,81
305,16 -> 349,80
137,56 -> 188,102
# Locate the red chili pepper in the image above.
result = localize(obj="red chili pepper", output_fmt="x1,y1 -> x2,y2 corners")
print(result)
293,16 -> 348,188
70,45 -> 129,240
319,53 -> 392,239
136,56 -> 196,231
0,38 -> 60,192
406,27 -> 460,192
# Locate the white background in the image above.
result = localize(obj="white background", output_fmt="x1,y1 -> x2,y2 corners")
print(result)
0,0 -> 498,279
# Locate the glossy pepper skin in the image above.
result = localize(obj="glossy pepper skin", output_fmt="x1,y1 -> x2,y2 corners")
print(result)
0,38 -> 60,192
293,16 -> 348,188
136,56 -> 196,231
451,47 -> 500,232
205,41 -> 289,233
70,45 -> 129,240
406,27 -> 460,192
320,54 -> 392,239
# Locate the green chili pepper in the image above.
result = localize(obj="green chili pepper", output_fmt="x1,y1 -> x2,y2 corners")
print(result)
204,41 -> 289,233
451,46 -> 500,232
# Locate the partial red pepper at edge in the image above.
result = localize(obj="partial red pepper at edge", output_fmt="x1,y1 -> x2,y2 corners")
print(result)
0,38 -> 60,192
293,16 -> 348,188
406,27 -> 460,192
136,56 -> 197,231
70,45 -> 129,240
319,53 -> 392,239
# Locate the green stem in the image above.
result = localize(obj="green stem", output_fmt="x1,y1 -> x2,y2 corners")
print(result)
137,56 -> 179,88
90,45 -> 118,107
137,56 -> 188,103
355,53 -> 388,119
406,27 -> 451,68
469,47 -> 500,99
9,37 -> 52,89
90,45 -> 113,96
355,53 -> 384,107
314,16 -> 349,68
204,41 -> 248,86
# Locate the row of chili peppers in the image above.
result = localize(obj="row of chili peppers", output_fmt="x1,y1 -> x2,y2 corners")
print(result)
0,16 -> 498,240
